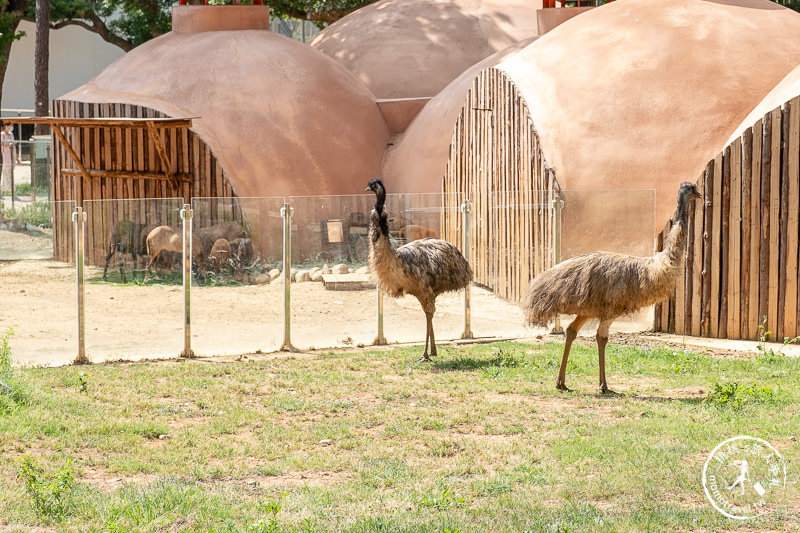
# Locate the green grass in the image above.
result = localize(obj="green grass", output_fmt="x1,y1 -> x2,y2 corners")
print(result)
0,340 -> 798,532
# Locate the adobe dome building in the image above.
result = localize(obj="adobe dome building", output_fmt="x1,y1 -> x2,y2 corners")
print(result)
53,5 -> 390,204
309,0 -> 542,100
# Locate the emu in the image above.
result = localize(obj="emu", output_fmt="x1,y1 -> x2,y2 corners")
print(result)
365,178 -> 473,361
521,182 -> 702,394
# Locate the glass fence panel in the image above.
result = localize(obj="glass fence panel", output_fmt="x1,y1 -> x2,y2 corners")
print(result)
471,190 -> 555,338
287,193 -> 377,349
84,198 -> 186,361
191,197 -> 286,355
560,188 -> 657,330
0,200 -> 76,366
377,191 -> 471,349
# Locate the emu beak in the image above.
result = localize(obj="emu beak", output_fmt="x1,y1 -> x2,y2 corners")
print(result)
365,186 -> 371,191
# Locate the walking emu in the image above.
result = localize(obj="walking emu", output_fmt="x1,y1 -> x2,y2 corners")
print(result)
366,178 -> 473,360
522,182 -> 702,393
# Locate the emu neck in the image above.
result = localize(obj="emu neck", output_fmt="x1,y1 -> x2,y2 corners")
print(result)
662,193 -> 692,266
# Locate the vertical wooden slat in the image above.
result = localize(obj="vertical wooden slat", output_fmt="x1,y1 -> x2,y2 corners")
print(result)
740,129 -> 752,338
727,138 -> 742,338
784,97 -> 800,339
710,152 -> 723,338
691,173 -> 704,337
749,119 -> 762,339
768,108 -> 781,341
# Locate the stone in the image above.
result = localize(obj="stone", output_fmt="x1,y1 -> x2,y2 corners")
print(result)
332,263 -> 349,274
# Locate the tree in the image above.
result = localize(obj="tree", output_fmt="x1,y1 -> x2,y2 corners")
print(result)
34,0 -> 49,131
266,0 -> 377,25
0,0 -> 29,111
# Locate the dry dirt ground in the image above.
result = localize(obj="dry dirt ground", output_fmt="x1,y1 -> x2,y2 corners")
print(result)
1,226 -> 793,368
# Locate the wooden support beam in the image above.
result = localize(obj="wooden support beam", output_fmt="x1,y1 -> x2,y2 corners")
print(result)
61,168 -> 192,182
4,116 -> 195,128
52,123 -> 92,203
145,121 -> 179,191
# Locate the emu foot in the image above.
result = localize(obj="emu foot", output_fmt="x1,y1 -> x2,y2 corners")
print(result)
555,382 -> 573,392
599,387 -> 621,396
418,353 -> 432,362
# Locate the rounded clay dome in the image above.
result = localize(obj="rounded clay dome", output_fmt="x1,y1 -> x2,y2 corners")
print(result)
496,0 -> 800,224
59,29 -> 391,198
310,0 -> 542,99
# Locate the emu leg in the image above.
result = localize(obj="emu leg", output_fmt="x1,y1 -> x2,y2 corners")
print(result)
418,298 -> 435,361
556,315 -> 588,391
103,247 -> 114,281
597,319 -> 618,394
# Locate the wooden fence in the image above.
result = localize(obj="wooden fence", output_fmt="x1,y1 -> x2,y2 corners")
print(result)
442,67 -> 558,303
52,99 -> 238,263
654,96 -> 800,341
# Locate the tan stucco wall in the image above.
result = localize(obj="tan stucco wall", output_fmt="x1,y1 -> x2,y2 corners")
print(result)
727,64 -> 800,145
58,29 -> 390,198
172,5 -> 270,32
310,0 -> 542,99
536,6 -> 594,34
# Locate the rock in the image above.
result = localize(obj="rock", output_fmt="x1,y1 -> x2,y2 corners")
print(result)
290,268 -> 298,278
310,269 -> 324,282
310,267 -> 321,276
319,439 -> 332,446
253,274 -> 270,285
294,270 -> 311,282
355,265 -> 369,275
268,269 -> 281,281
332,263 -> 349,274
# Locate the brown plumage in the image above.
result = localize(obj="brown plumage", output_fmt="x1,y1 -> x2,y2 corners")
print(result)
366,178 -> 473,360
522,182 -> 702,393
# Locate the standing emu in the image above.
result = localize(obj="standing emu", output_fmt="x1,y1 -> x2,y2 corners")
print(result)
366,178 -> 473,361
522,182 -> 702,393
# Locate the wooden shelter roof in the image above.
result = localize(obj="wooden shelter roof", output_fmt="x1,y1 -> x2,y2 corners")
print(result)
2,116 -> 195,128
5,116 -> 197,193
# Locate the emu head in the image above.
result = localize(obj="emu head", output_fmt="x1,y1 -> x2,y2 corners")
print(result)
679,182 -> 702,201
365,178 -> 386,212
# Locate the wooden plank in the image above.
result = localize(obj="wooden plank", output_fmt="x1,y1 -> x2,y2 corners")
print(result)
768,108 -> 781,341
60,168 -> 192,182
749,119 -> 762,339
6,116 -> 195,128
759,113 -> 773,337
701,160 -> 713,337
710,152 -> 723,338
691,173 -> 704,337
786,97 -> 800,338
740,128 -> 752,338
728,138 -> 742,338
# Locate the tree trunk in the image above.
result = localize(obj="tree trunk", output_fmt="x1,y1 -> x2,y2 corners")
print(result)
35,0 -> 51,134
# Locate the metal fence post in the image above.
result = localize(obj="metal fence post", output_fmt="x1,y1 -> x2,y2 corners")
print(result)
551,194 -> 565,335
374,288 -> 387,345
72,207 -> 88,364
461,198 -> 474,339
180,204 -> 195,358
280,202 -> 296,351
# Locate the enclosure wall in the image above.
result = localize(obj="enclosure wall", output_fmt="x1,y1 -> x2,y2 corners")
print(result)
654,97 -> 800,342
442,67 -> 557,303
51,99 -> 236,263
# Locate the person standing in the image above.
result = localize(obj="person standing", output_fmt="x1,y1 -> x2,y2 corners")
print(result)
1,121 -> 17,196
